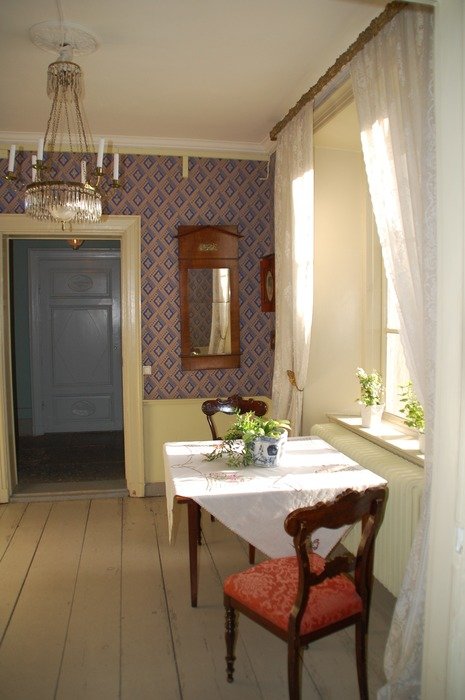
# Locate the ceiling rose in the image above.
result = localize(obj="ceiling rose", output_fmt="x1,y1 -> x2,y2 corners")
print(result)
29,20 -> 99,56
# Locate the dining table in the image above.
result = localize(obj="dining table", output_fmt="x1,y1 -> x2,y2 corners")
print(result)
164,435 -> 387,606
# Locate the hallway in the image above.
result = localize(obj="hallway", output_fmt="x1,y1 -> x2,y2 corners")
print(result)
15,431 -> 125,484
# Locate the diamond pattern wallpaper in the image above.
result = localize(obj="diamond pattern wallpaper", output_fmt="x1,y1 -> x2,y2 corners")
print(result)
188,268 -> 213,349
1,150 -> 275,399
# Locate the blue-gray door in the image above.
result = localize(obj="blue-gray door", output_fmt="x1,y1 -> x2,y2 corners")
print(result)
29,250 -> 123,434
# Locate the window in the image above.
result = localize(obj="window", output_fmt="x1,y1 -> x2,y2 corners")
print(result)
366,208 -> 411,420
383,275 -> 411,417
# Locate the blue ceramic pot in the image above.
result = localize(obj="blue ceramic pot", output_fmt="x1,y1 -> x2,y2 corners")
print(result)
251,429 -> 288,467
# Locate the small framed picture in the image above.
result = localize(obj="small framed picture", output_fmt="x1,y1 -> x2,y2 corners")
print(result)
260,254 -> 275,312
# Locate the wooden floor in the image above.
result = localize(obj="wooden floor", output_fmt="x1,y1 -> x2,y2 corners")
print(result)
0,496 -> 395,699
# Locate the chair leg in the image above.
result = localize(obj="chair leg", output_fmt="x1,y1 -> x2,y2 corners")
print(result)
287,640 -> 302,700
355,618 -> 369,700
248,544 -> 256,564
225,604 -> 237,683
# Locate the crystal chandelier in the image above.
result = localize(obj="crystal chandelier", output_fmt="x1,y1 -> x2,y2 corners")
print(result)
7,25 -> 119,230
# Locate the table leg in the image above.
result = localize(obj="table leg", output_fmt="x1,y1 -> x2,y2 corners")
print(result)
187,499 -> 200,607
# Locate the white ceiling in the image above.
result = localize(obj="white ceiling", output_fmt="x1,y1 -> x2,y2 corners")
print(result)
0,0 -> 386,157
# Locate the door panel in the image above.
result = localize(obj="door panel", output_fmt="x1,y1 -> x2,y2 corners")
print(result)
30,251 -> 123,434
52,308 -> 113,384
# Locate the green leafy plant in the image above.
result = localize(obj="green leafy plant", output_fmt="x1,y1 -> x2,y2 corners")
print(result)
204,411 -> 291,468
356,367 -> 384,406
399,381 -> 425,432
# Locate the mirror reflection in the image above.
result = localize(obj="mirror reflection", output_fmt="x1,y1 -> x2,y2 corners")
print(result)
188,268 -> 231,356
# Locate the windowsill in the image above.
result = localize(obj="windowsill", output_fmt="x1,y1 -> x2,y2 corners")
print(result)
326,414 -> 425,468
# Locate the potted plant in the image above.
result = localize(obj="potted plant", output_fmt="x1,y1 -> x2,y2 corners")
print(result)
399,381 -> 425,452
356,367 -> 385,428
204,411 -> 291,468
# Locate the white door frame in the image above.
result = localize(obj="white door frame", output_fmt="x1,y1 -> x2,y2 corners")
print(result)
0,214 -> 145,501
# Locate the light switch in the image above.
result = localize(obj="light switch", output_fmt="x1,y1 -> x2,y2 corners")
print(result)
142,365 -> 152,375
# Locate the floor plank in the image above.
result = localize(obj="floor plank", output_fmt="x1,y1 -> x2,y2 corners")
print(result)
120,497 -> 180,699
56,498 -> 123,700
0,502 -> 52,641
0,500 -> 88,699
0,501 -> 28,559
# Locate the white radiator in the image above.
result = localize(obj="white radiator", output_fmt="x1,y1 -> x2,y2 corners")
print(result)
310,423 -> 424,597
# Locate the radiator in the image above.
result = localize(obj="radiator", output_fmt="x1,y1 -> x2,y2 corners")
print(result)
310,423 -> 424,597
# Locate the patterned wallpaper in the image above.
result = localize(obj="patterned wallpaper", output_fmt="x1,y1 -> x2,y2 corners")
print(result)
188,268 -> 213,349
0,150 -> 275,399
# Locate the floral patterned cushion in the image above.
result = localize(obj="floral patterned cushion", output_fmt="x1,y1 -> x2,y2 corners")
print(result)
224,554 -> 362,635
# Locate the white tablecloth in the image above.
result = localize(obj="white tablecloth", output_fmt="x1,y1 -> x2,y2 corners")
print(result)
164,436 -> 386,558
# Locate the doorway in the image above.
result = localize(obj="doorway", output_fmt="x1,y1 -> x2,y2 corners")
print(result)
0,214 -> 145,502
11,241 -> 125,489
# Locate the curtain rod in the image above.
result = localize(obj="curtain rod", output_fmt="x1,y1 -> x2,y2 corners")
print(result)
269,1 -> 407,141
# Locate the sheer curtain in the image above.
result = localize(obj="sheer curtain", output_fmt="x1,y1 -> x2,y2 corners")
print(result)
351,5 -> 435,698
271,102 -> 314,434
208,268 -> 231,355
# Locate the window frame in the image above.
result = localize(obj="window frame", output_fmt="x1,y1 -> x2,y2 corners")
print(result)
366,208 -> 412,430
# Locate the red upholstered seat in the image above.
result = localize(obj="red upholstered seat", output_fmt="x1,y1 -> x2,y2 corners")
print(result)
224,553 -> 362,635
223,486 -> 388,700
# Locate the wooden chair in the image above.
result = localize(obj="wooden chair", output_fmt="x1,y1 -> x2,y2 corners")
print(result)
223,486 -> 388,700
201,394 -> 268,441
201,394 -> 268,565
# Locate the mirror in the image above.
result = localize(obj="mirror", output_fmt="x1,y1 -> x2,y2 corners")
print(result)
178,225 -> 241,370
188,268 -> 231,356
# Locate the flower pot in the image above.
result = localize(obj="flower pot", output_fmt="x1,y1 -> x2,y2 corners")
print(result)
360,403 -> 384,428
251,429 -> 288,467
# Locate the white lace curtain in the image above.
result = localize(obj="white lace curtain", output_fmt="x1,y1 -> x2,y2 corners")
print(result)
351,6 -> 435,698
271,101 -> 314,434
208,268 -> 231,355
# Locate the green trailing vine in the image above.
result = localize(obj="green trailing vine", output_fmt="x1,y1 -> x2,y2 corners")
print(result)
399,381 -> 425,432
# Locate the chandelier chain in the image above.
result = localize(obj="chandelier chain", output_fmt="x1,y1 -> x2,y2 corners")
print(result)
43,82 -> 59,154
73,91 -> 90,154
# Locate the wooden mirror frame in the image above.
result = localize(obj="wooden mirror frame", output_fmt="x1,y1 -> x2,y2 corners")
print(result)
177,225 -> 242,370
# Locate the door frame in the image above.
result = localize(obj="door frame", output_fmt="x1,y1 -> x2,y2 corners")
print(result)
0,214 -> 144,501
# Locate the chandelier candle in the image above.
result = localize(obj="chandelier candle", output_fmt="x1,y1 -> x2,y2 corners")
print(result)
8,145 -> 16,173
97,139 -> 105,170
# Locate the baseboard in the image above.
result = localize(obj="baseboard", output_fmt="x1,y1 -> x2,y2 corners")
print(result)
145,481 -> 166,497
10,479 -> 129,502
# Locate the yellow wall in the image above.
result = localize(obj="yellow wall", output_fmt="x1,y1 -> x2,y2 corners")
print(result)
143,396 -> 270,484
302,145 -> 370,433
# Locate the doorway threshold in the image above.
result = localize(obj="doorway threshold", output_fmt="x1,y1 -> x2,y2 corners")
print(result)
11,479 -> 129,502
